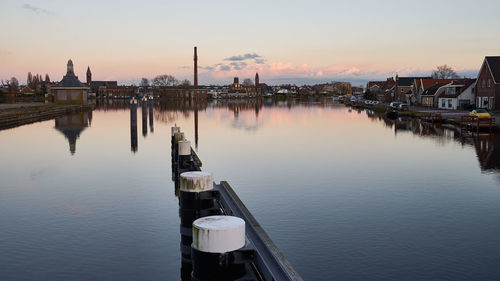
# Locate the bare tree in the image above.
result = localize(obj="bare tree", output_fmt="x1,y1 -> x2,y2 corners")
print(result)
152,74 -> 179,86
140,78 -> 150,87
45,74 -> 50,83
243,78 -> 253,86
432,65 -> 459,79
27,72 -> 33,86
9,77 -> 19,93
180,79 -> 191,87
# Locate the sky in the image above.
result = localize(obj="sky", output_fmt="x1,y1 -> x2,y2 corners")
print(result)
1,0 -> 499,86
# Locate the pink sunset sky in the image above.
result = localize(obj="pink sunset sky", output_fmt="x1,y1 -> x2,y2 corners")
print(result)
1,0 -> 499,85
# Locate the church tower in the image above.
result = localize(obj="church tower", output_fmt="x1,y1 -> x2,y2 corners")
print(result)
67,59 -> 74,76
86,66 -> 92,85
255,72 -> 259,86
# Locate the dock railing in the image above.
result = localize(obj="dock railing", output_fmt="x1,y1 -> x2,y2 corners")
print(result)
461,116 -> 495,132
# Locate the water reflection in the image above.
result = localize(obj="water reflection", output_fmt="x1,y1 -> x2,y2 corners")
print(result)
142,101 -> 148,137
92,97 -> 500,178
364,108 -> 500,175
54,112 -> 91,155
4,97 -> 500,280
130,100 -> 138,153
149,99 -> 154,133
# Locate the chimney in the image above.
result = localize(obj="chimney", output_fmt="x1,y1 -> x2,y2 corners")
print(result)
194,46 -> 198,87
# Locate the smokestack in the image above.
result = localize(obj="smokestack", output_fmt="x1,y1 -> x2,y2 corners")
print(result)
194,46 -> 198,87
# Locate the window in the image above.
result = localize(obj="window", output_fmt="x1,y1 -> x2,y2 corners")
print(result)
482,79 -> 486,88
401,88 -> 404,92
442,99 -> 446,108
488,79 -> 491,88
448,99 -> 452,108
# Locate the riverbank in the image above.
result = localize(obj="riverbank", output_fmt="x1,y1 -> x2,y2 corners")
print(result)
0,103 -> 95,131
350,102 -> 500,132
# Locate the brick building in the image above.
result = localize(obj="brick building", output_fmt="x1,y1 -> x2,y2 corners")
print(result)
476,56 -> 500,110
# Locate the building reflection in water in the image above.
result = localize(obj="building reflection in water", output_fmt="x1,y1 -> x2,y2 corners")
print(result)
471,134 -> 500,173
130,100 -> 138,153
93,97 -> 500,178
365,108 -> 500,176
54,111 -> 91,155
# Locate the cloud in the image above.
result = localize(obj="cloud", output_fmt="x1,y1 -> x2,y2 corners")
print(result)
225,53 -> 261,61
22,3 -> 54,15
200,66 -> 214,71
0,49 -> 12,56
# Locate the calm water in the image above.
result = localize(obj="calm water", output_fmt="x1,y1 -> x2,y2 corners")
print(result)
1,98 -> 500,281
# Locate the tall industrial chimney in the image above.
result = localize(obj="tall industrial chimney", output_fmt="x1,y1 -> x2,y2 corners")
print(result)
194,46 -> 198,87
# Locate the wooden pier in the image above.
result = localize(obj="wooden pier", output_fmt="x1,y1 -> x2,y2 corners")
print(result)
460,116 -> 495,132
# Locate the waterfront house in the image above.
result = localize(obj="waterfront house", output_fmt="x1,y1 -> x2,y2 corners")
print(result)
366,78 -> 395,101
437,79 -> 476,110
20,86 -> 35,96
352,86 -> 364,96
394,75 -> 431,103
51,59 -> 89,104
476,56 -> 500,110
421,83 -> 449,107
413,78 -> 461,105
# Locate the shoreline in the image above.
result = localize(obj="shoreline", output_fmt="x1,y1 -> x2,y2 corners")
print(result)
0,103 -> 95,131
349,102 -> 500,132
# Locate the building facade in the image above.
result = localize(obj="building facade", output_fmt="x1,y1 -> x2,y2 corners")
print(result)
476,56 -> 500,110
437,79 -> 476,110
51,60 -> 89,104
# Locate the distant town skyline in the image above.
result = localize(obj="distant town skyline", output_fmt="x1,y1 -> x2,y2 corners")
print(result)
1,0 -> 499,85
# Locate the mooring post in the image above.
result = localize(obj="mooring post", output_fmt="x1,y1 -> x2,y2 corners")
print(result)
130,99 -> 138,153
191,215 -> 248,281
171,125 -> 180,158
179,171 -> 222,280
172,131 -> 185,178
177,140 -> 194,181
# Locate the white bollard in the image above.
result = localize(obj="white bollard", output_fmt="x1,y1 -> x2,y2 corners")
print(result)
178,140 -> 191,156
173,132 -> 185,143
192,215 -> 245,253
180,171 -> 213,192
171,125 -> 180,136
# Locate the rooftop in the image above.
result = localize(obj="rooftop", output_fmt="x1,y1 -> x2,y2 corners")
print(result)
485,56 -> 500,83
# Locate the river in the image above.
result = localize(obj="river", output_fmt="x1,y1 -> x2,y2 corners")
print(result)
1,97 -> 500,280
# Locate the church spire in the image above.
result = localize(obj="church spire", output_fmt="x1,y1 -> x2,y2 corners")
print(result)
86,66 -> 92,85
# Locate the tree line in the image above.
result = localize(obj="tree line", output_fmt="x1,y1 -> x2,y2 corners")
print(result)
1,72 -> 52,96
139,75 -> 191,88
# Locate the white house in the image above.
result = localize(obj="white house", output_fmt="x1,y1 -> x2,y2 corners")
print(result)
437,79 -> 476,110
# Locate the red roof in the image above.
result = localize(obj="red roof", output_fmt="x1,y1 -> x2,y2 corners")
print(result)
419,78 -> 467,90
